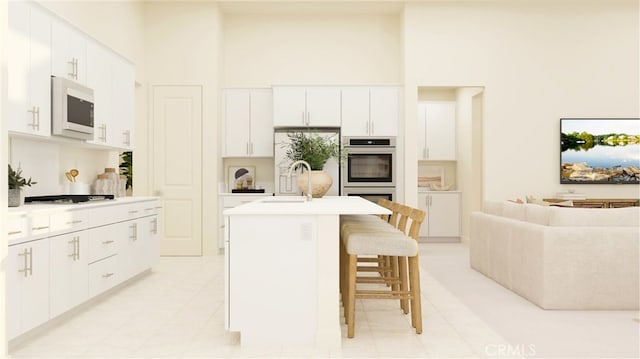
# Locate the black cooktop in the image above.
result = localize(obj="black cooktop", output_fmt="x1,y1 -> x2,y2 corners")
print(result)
25,194 -> 115,204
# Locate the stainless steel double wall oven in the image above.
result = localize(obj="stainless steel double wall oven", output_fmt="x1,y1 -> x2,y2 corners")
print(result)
341,137 -> 396,202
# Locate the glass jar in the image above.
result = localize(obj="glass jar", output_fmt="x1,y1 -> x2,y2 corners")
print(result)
93,174 -> 110,195
104,168 -> 119,197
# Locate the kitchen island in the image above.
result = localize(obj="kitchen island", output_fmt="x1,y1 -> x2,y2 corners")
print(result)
223,196 -> 391,349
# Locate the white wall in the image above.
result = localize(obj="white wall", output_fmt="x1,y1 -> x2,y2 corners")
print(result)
403,0 -> 640,203
222,12 -> 401,87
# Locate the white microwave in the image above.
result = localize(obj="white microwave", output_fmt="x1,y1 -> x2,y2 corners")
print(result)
51,76 -> 94,140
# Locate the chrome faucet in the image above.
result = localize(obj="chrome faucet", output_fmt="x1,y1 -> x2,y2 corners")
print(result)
288,160 -> 312,202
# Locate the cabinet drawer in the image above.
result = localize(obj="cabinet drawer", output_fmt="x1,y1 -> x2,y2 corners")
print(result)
89,205 -> 127,227
29,213 -> 50,238
7,214 -> 28,241
49,210 -> 89,234
88,255 -> 120,297
88,227 -> 120,263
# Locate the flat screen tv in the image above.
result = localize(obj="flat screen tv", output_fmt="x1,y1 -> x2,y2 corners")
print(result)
560,118 -> 640,184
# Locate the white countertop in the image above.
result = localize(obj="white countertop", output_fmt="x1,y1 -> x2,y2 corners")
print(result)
8,196 -> 159,215
223,196 -> 391,216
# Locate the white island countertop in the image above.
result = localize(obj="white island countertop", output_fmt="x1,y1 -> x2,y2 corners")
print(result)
223,195 -> 391,216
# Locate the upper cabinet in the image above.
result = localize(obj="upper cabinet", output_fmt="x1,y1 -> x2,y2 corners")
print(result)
418,101 -> 456,161
223,89 -> 273,157
51,19 -> 87,84
341,86 -> 399,137
273,87 -> 341,127
87,42 -> 135,151
7,1 -> 51,137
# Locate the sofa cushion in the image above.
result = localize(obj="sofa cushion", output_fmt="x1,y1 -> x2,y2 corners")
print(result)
548,206 -> 640,227
483,201 -> 503,216
502,201 -> 526,221
524,204 -> 551,225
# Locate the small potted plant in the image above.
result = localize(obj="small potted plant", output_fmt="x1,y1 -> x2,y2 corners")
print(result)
8,164 -> 36,207
283,132 -> 344,198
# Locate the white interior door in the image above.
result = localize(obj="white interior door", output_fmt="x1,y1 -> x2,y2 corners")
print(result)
152,85 -> 202,256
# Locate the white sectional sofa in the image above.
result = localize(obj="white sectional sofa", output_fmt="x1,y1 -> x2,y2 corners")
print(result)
470,201 -> 639,310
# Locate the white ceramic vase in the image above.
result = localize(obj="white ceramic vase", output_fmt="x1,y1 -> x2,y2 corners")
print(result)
8,188 -> 23,207
296,170 -> 333,198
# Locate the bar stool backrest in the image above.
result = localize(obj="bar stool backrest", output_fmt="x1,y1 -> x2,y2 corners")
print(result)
407,208 -> 427,241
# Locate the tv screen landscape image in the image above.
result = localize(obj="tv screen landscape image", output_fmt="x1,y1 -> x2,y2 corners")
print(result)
560,118 -> 640,184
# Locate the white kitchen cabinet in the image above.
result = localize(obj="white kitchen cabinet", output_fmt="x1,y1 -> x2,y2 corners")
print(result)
341,87 -> 399,137
7,238 -> 50,339
49,231 -> 89,319
218,194 -> 273,249
7,198 -> 161,341
51,19 -> 87,84
7,1 -> 51,137
112,55 -> 135,150
223,89 -> 273,157
418,191 -> 461,239
273,86 -> 341,127
86,42 -> 135,150
418,102 -> 456,160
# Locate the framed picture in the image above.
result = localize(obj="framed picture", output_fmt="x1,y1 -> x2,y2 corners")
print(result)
418,166 -> 444,189
227,166 -> 256,191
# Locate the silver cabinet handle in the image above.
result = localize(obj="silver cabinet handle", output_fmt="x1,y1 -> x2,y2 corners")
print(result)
27,106 -> 38,129
150,218 -> 158,234
68,238 -> 76,258
68,58 -> 75,78
249,142 -> 253,155
8,230 -> 22,235
145,207 -> 155,211
128,210 -> 139,214
306,112 -> 310,125
66,220 -> 83,225
130,223 -> 138,241
32,226 -> 49,230
301,111 -> 305,125
74,58 -> 79,79
102,273 -> 114,278
18,248 -> 30,277
35,106 -> 40,130
122,130 -> 131,146
102,240 -> 114,244
75,237 -> 80,261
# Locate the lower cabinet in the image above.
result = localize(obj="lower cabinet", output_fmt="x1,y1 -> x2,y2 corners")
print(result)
49,231 -> 89,318
418,191 -> 461,240
7,238 -> 50,339
7,198 -> 161,341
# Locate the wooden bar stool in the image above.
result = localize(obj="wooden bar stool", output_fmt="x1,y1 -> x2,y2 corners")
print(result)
342,206 -> 426,338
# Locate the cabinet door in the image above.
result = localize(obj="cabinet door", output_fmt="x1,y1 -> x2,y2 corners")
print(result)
86,41 -> 113,146
417,105 -> 428,160
341,87 -> 370,137
273,87 -> 307,127
249,89 -> 274,156
417,193 -> 430,238
7,2 -> 51,137
51,19 -> 86,84
223,89 -> 251,156
8,239 -> 50,337
112,56 -> 135,150
428,192 -> 460,237
424,102 -> 456,160
370,87 -> 398,136
306,87 -> 341,127
49,231 -> 89,318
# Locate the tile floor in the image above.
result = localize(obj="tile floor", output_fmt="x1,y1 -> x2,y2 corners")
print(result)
8,243 -> 639,358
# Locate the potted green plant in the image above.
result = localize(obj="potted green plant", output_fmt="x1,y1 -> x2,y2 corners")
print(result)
283,132 -> 344,198
119,151 -> 133,196
8,164 -> 36,207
